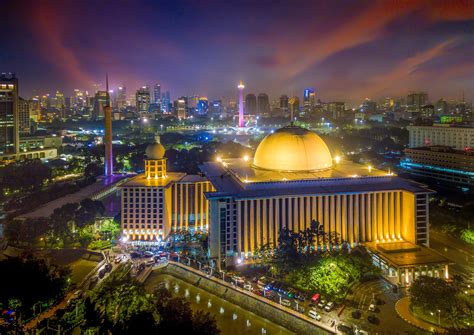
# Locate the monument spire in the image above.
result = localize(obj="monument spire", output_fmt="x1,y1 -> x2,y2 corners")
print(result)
238,80 -> 245,127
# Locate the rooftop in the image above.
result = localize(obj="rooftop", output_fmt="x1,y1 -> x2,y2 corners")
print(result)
368,241 -> 450,267
120,172 -> 186,188
200,160 -> 433,200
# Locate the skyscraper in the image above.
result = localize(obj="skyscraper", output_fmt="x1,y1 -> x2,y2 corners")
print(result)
18,97 -> 31,135
136,86 -> 150,114
238,81 -> 245,127
279,95 -> 289,112
117,86 -> 127,110
245,93 -> 257,115
196,97 -> 209,116
303,88 -> 315,111
0,73 -> 19,155
257,93 -> 270,116
93,91 -> 108,119
153,84 -> 161,104
174,98 -> 187,119
407,92 -> 428,113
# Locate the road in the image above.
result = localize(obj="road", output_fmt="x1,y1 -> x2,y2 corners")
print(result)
429,230 -> 474,284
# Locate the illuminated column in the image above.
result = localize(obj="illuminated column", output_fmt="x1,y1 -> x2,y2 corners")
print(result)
360,194 -> 366,241
395,192 -> 401,238
238,81 -> 245,127
256,200 -> 261,247
261,199 -> 268,245
237,201 -> 242,255
268,198 -> 274,246
250,200 -> 255,254
244,201 -> 249,256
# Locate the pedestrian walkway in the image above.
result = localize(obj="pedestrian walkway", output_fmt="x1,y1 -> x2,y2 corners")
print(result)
395,297 -> 446,334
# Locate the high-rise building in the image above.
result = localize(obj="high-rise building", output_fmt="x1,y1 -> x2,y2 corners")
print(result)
18,97 -> 31,135
257,93 -> 270,116
303,88 -> 315,111
245,93 -> 257,115
153,84 -> 161,104
280,95 -> 289,112
288,96 -> 299,117
327,102 -> 345,120
174,98 -> 187,119
161,91 -> 171,113
196,97 -> 209,116
29,98 -> 41,123
0,73 -> 19,155
93,91 -> 108,119
209,100 -> 224,118
117,86 -> 127,110
55,90 -> 65,110
360,98 -> 376,114
238,81 -> 245,127
136,86 -> 151,114
407,92 -> 428,112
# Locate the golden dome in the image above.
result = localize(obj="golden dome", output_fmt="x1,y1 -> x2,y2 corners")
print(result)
253,125 -> 333,172
145,136 -> 165,159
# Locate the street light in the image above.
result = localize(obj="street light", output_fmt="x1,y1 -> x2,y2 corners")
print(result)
437,309 -> 441,325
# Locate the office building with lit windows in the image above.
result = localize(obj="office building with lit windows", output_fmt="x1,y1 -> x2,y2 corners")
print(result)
120,137 -> 212,243
200,125 -> 448,285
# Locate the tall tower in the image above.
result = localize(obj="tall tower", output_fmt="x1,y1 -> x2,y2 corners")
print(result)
238,80 -> 245,127
104,73 -> 113,176
0,73 -> 19,155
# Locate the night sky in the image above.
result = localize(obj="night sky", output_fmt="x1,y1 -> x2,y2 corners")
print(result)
2,0 -> 473,104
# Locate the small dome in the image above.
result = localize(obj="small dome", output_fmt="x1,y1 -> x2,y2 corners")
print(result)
253,125 -> 333,172
146,136 -> 165,159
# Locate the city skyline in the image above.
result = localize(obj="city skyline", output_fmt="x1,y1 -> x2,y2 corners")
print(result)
1,0 -> 473,103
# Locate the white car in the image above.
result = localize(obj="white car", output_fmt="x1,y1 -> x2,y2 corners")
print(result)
324,301 -> 334,312
243,283 -> 253,291
281,299 -> 291,307
368,303 -> 376,312
308,309 -> 322,320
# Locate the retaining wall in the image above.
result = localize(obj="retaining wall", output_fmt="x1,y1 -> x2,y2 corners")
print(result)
154,262 -> 335,335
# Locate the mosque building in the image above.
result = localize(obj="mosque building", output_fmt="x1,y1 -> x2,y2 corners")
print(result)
121,126 -> 449,286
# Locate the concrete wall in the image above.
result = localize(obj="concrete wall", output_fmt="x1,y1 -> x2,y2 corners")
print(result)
155,262 -> 334,335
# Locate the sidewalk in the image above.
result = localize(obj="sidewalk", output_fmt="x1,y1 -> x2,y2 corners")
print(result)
395,297 -> 446,334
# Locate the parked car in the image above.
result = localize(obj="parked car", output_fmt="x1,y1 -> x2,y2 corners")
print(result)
337,322 -> 353,334
243,283 -> 253,291
308,309 -> 322,321
351,310 -> 362,319
317,299 -> 327,309
368,303 -> 376,312
104,263 -> 112,272
281,299 -> 291,307
324,301 -> 334,312
130,252 -> 141,259
367,314 -> 378,324
144,251 -> 154,258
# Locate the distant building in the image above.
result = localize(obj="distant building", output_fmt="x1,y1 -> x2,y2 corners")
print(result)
136,86 -> 151,114
257,93 -> 270,116
245,93 -> 257,115
303,88 -> 315,111
279,95 -> 289,114
18,98 -> 31,135
435,99 -> 448,116
174,98 -> 187,119
209,100 -> 224,118
196,97 -> 209,116
407,125 -> 474,149
327,102 -> 345,120
93,91 -> 108,119
407,92 -> 428,113
153,84 -> 161,104
360,98 -> 376,114
116,86 -> 127,110
0,73 -> 19,155
401,146 -> 474,191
